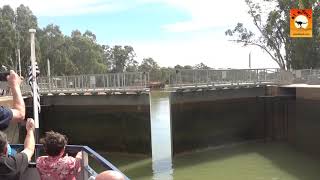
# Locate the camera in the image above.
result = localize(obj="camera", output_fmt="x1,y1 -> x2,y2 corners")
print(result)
0,72 -> 10,81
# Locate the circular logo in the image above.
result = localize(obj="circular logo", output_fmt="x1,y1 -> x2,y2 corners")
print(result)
294,15 -> 308,29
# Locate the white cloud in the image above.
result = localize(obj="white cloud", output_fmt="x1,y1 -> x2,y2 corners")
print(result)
130,0 -> 278,68
117,32 -> 279,69
159,0 -> 253,32
1,0 -> 278,69
124,1 -> 277,68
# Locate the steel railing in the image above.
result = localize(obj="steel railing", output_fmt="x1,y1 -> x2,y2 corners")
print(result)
167,68 -> 282,88
291,69 -> 320,83
20,72 -> 149,94
18,68 -> 320,94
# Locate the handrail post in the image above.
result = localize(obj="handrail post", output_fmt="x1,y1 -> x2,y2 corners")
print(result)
144,73 -> 147,88
148,72 -> 150,88
123,73 -> 126,89
103,74 -> 106,91
117,73 -> 120,88
74,76 -> 76,92
206,69 -> 209,87
106,74 -> 109,88
81,75 -> 84,92
264,69 -> 267,82
81,150 -> 89,180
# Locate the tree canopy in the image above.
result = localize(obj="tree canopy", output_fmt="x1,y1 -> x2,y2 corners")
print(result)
1,4 -> 241,82
226,0 -> 320,70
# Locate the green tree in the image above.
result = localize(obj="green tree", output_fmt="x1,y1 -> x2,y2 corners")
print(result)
174,64 -> 183,69
38,24 -> 77,75
183,65 -> 193,69
16,5 -> 38,76
0,5 -> 16,69
108,45 -> 136,72
159,67 -> 174,84
0,4 -> 164,76
125,60 -> 139,72
226,0 -> 320,69
83,30 -> 96,42
139,58 -> 160,72
69,29 -> 107,74
139,57 -> 160,81
194,62 -> 210,69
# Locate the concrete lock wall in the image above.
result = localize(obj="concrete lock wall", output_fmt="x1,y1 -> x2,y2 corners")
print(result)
170,87 -> 296,154
292,88 -> 320,157
25,94 -> 151,154
21,86 -> 320,157
170,87 -> 267,154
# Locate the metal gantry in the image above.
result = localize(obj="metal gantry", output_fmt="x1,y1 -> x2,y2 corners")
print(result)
21,72 -> 150,95
167,68 -> 283,89
19,68 -> 320,95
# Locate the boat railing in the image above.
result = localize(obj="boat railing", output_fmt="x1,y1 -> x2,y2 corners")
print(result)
10,144 -> 130,180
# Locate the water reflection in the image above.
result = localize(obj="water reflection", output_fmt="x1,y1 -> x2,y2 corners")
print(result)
150,91 -> 173,180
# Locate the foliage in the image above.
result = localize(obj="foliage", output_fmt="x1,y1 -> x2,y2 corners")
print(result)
0,4 -> 214,79
194,62 -> 210,69
226,0 -> 320,69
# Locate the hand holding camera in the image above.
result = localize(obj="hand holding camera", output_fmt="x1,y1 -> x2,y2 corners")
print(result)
6,70 -> 23,88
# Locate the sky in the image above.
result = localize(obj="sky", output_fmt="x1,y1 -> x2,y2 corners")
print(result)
0,0 -> 279,69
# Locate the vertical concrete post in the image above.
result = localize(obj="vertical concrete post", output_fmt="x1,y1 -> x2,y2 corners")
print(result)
102,74 -> 106,90
144,73 -> 147,88
47,59 -> 51,92
123,73 -> 126,89
106,74 -> 109,88
206,69 -> 209,87
81,151 -> 89,180
17,49 -> 21,76
81,75 -> 84,92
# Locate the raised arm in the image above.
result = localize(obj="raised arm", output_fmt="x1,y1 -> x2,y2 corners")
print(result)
21,118 -> 35,162
75,151 -> 83,173
7,70 -> 25,123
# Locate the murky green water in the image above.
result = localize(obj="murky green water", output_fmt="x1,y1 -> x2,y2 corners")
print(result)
91,92 -> 320,180
98,142 -> 320,180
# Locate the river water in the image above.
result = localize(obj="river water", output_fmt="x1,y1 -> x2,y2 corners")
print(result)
150,91 -> 173,180
96,92 -> 320,180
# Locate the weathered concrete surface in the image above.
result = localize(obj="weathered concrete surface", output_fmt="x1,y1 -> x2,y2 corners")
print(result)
41,94 -> 149,106
171,87 -> 266,154
291,87 -> 320,157
21,85 -> 320,158
170,86 -> 298,154
26,94 -> 151,154
171,87 -> 266,103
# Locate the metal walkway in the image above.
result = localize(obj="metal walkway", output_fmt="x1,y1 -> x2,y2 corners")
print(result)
17,68 -> 320,95
21,72 -> 150,95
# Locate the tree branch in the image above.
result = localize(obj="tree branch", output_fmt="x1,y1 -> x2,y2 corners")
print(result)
228,40 -> 284,68
246,1 -> 286,68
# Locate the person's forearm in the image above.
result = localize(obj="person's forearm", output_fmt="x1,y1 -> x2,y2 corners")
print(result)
24,130 -> 35,152
12,85 -> 25,121
76,151 -> 82,159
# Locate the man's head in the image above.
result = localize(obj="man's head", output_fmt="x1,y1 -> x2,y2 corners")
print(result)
0,131 -> 7,155
40,131 -> 67,157
95,170 -> 125,180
